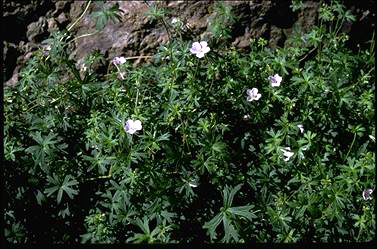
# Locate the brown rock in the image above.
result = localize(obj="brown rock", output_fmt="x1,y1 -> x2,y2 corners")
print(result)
3,0 -> 376,85
47,18 -> 59,32
27,16 -> 48,42
57,12 -> 69,25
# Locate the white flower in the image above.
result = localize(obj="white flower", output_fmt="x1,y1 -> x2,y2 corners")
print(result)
281,147 -> 294,161
171,17 -> 179,24
81,64 -> 87,72
297,124 -> 304,133
124,120 -> 142,134
113,56 -> 127,65
268,74 -> 282,87
362,188 -> 374,200
243,114 -> 250,120
190,41 -> 210,58
246,88 -> 262,101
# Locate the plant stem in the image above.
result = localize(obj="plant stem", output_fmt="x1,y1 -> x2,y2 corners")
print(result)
67,0 -> 92,32
345,133 -> 356,161
71,31 -> 100,41
125,56 -> 153,60
135,88 -> 139,113
356,225 -> 363,242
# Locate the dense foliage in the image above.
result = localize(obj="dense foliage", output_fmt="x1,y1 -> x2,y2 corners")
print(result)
4,1 -> 375,243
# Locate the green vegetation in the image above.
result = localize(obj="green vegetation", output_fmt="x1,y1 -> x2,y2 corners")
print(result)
4,0 -> 375,243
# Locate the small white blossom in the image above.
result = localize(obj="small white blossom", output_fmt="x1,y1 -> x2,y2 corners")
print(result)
81,64 -> 87,72
190,41 -> 210,58
246,88 -> 262,101
171,17 -> 179,24
297,124 -> 304,133
243,114 -> 250,120
281,147 -> 294,161
113,56 -> 127,65
124,120 -> 142,134
362,188 -> 374,200
268,74 -> 282,87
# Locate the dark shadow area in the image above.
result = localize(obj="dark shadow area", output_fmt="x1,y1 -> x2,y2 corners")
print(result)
264,0 -> 298,29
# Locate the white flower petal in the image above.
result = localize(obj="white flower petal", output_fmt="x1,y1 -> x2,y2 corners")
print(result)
114,56 -> 127,65
125,119 -> 142,134
191,41 -> 210,58
269,74 -> 282,87
191,42 -> 201,51
251,88 -> 258,95
171,17 -> 178,24
134,120 -> 142,130
202,46 -> 210,53
363,189 -> 373,200
199,41 -> 208,48
274,74 -> 282,84
271,82 -> 280,87
190,48 -> 198,54
196,52 -> 205,58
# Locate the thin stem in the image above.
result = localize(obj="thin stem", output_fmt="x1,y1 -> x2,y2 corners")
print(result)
135,88 -> 139,113
356,224 -> 363,242
113,63 -> 125,80
124,56 -> 153,60
160,17 -> 172,41
71,31 -> 100,41
334,16 -> 345,37
44,1 -> 91,62
25,103 -> 40,113
369,30 -> 375,54
67,0 -> 92,32
143,0 -> 171,41
84,172 -> 112,182
208,77 -> 214,93
84,165 -> 113,182
345,133 -> 356,161
298,46 -> 317,63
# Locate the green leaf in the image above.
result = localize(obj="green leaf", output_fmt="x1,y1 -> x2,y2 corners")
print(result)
58,204 -> 70,218
57,188 -> 63,204
35,190 -> 46,206
60,175 -> 79,200
228,205 -> 257,221
44,186 -> 59,197
44,174 -> 79,204
224,184 -> 242,208
203,212 -> 223,240
221,216 -> 239,243
157,133 -> 171,142
212,141 -> 226,153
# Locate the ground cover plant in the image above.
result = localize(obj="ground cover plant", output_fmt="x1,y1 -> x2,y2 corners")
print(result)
3,0 -> 375,244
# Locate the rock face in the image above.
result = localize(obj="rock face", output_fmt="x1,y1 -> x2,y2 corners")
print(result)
3,0 -> 376,86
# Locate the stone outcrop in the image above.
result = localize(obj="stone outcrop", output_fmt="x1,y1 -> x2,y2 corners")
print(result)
3,0 -> 375,86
